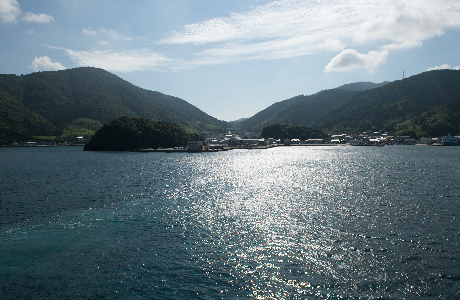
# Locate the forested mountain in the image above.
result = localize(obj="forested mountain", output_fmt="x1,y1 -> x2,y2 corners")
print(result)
313,70 -> 460,134
239,70 -> 460,137
0,67 -> 228,144
237,89 -> 360,132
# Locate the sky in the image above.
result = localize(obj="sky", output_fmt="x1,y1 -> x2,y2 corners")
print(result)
1,0 -> 460,121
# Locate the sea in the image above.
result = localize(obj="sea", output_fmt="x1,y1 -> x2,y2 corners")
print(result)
0,145 -> 459,299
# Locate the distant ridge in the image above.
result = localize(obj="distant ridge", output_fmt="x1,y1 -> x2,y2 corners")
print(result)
337,81 -> 389,91
237,88 -> 360,132
0,67 -> 228,144
229,117 -> 249,127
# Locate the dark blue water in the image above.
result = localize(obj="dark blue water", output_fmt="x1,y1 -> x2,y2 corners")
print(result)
1,146 -> 459,299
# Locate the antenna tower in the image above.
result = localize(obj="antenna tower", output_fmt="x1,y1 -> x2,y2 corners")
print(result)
403,71 -> 404,79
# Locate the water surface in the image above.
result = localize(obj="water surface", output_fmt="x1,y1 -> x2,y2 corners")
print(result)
1,146 -> 459,299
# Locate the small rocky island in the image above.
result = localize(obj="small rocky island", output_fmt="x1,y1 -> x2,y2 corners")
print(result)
83,116 -> 201,151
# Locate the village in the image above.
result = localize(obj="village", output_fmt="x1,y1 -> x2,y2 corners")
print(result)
8,131 -> 459,150
193,131 -> 460,151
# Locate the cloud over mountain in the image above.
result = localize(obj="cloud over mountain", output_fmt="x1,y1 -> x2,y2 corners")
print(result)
325,49 -> 389,72
29,56 -> 65,72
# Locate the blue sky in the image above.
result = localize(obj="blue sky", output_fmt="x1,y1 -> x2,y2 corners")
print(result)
1,0 -> 460,121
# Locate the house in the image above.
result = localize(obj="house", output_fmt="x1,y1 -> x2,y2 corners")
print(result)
442,135 -> 458,146
186,141 -> 204,151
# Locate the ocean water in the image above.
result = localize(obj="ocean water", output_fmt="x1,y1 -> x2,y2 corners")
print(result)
0,145 -> 459,299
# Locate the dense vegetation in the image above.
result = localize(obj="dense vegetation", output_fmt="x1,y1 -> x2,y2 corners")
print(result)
393,100 -> 460,138
84,117 -> 199,151
313,70 -> 460,134
238,89 -> 360,132
0,67 -> 228,144
0,87 -> 55,144
261,124 -> 326,140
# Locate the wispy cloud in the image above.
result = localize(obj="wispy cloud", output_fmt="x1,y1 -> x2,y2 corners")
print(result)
56,0 -> 460,73
325,49 -> 389,72
158,0 -> 460,71
21,12 -> 53,23
160,0 -> 357,61
0,0 -> 53,23
427,64 -> 460,71
53,47 -> 174,72
382,41 -> 423,51
107,29 -> 132,41
29,56 -> 65,71
82,27 -> 134,45
83,27 -> 97,37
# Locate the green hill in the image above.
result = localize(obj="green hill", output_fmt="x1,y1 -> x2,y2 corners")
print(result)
84,116 -> 194,151
238,88 -> 360,132
0,67 -> 228,144
393,100 -> 460,138
313,70 -> 460,133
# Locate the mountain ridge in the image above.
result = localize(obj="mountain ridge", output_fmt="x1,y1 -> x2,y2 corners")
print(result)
237,88 -> 361,132
0,67 -> 229,144
1,68 -> 459,144
313,70 -> 460,134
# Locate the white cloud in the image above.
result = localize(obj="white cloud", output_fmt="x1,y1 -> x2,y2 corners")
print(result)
325,49 -> 389,72
0,0 -> 53,23
160,0 -> 358,46
0,0 -> 20,23
21,11 -> 53,23
29,56 -> 66,72
159,0 -> 356,63
426,64 -> 460,71
56,48 -> 173,72
52,0 -> 460,72
83,27 -> 133,43
354,0 -> 460,45
382,41 -> 423,50
83,27 -> 97,36
156,0 -> 460,69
